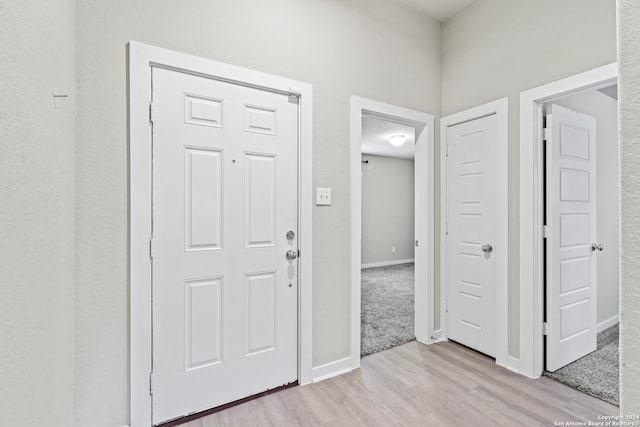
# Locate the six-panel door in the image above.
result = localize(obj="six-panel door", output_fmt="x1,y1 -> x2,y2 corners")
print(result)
151,67 -> 299,424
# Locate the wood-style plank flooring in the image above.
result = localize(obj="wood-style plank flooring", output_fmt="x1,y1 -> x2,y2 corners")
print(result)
179,341 -> 618,426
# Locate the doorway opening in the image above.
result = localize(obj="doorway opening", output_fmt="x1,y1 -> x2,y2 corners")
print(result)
519,63 -> 618,397
360,117 -> 417,356
129,42 -> 314,427
540,83 -> 620,406
349,97 -> 434,368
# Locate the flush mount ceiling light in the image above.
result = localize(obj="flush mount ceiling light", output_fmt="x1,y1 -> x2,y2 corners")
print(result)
388,134 -> 406,147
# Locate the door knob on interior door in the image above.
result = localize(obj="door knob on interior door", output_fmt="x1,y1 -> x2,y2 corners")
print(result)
591,243 -> 604,251
481,244 -> 493,253
286,250 -> 298,260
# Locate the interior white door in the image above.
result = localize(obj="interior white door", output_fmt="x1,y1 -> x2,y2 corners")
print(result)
151,67 -> 298,424
445,114 -> 497,357
545,104 -> 597,372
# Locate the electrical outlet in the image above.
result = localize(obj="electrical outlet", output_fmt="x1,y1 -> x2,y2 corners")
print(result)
316,188 -> 331,206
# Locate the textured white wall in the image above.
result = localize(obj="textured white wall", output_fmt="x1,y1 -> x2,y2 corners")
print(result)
553,90 -> 619,326
441,0 -> 617,356
361,155 -> 415,265
0,0 -> 76,426
618,0 -> 640,415
74,1 -> 441,424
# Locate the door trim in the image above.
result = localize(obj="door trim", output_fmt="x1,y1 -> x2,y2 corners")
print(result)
440,98 -> 509,369
350,96 -> 435,368
128,41 -> 314,427
519,62 -> 617,379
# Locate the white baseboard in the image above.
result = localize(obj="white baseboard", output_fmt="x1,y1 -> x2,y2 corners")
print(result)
361,259 -> 414,269
503,356 -> 522,375
501,317 -> 617,381
597,314 -> 619,333
429,329 -> 445,343
310,357 -> 353,383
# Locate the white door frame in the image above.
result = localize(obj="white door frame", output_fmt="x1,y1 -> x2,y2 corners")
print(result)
519,62 -> 617,379
128,41 -> 314,427
350,97 -> 434,367
440,98 -> 510,369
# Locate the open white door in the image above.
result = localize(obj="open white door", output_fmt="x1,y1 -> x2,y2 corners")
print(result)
545,104 -> 598,372
445,114 -> 497,357
151,67 -> 298,424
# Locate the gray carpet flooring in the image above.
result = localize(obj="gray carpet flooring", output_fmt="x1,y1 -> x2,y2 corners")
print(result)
361,263 -> 415,357
544,324 -> 619,406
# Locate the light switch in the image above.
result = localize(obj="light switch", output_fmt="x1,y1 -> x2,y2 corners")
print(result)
316,188 -> 331,206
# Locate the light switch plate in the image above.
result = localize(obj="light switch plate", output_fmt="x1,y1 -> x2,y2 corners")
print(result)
316,187 -> 331,206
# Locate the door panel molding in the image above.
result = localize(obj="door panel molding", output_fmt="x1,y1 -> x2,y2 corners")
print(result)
350,97 -> 435,368
440,98 -> 509,369
128,41 -> 313,427
519,62 -> 616,379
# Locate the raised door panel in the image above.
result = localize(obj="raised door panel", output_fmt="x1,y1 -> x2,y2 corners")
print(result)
184,94 -> 224,128
244,272 -> 277,356
245,105 -> 277,135
184,277 -> 223,371
245,153 -> 276,248
185,147 -> 223,251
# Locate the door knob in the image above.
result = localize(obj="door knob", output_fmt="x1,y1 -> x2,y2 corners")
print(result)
481,244 -> 493,253
591,243 -> 604,251
286,230 -> 295,241
286,250 -> 298,260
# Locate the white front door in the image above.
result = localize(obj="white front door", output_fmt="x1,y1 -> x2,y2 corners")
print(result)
151,67 -> 299,424
445,114 -> 497,357
545,104 -> 597,372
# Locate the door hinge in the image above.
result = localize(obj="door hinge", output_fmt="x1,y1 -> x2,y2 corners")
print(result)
543,322 -> 551,336
445,299 -> 449,313
149,237 -> 154,259
543,127 -> 551,142
149,102 -> 154,125
445,221 -> 449,236
445,143 -> 449,157
415,239 -> 419,247
543,225 -> 551,238
149,372 -> 155,395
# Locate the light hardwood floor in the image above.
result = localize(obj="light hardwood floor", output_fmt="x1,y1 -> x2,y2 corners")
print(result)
178,340 -> 618,426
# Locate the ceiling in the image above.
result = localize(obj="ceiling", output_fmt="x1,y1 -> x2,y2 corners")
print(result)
361,116 -> 416,160
396,0 -> 478,21
362,0 -> 480,158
